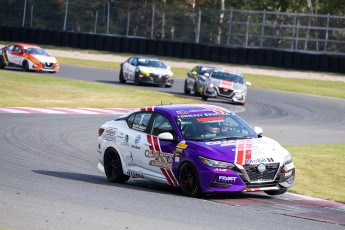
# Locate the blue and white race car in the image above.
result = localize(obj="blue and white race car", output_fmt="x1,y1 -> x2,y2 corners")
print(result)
97,104 -> 295,197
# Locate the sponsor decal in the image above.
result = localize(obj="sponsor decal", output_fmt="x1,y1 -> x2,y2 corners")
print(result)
206,140 -> 237,146
176,110 -> 188,115
219,80 -> 234,90
126,170 -> 144,178
131,145 -> 141,150
103,128 -> 117,141
218,176 -> 237,183
176,142 -> 187,149
245,158 -> 274,164
146,134 -> 179,187
121,134 -> 129,146
196,117 -> 224,122
213,168 -> 232,173
135,135 -> 141,145
133,123 -> 146,131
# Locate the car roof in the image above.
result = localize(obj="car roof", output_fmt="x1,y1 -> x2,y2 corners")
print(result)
212,67 -> 242,76
139,104 -> 232,117
134,56 -> 161,61
12,43 -> 41,49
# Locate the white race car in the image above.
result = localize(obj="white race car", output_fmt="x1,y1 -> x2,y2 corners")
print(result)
0,43 -> 59,73
119,56 -> 174,87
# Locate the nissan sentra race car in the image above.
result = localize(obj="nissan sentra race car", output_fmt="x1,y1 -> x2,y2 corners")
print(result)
0,43 -> 59,73
119,56 -> 174,87
184,65 -> 216,96
97,104 -> 295,197
200,67 -> 251,105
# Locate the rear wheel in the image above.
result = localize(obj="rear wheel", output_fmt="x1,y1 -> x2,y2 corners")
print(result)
194,84 -> 201,96
264,188 -> 288,196
22,60 -> 29,72
179,162 -> 201,197
184,80 -> 191,94
103,148 -> 130,183
0,57 -> 5,69
201,95 -> 208,101
119,68 -> 126,83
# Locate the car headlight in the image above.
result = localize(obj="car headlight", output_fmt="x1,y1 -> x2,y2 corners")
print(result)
282,154 -> 293,173
234,89 -> 243,94
199,156 -> 234,169
140,70 -> 150,77
284,154 -> 292,165
209,83 -> 215,88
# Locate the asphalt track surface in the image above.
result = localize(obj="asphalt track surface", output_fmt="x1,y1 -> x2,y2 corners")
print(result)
1,65 -> 345,230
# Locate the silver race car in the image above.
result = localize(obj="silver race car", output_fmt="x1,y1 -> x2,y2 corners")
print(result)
184,65 -> 216,96
200,67 -> 251,105
119,56 -> 174,87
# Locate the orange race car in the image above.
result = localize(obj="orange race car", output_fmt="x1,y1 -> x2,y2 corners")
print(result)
0,43 -> 59,73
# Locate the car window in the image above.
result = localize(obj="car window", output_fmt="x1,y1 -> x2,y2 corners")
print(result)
13,46 -> 22,53
129,112 -> 153,133
151,114 -> 176,138
211,70 -> 242,83
131,58 -> 138,66
8,45 -> 14,51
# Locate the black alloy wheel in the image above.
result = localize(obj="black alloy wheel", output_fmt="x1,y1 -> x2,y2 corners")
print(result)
179,162 -> 201,197
22,60 -> 29,71
119,68 -> 126,83
104,148 -> 130,183
184,80 -> 191,94
194,83 -> 201,96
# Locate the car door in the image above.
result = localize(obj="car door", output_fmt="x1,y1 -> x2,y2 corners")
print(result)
10,45 -> 24,66
119,111 -> 154,178
145,113 -> 179,187
123,57 -> 137,81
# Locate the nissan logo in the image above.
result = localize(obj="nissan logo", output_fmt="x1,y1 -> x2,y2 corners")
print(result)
257,163 -> 266,173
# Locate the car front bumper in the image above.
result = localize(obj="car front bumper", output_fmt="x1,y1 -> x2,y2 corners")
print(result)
203,87 -> 246,104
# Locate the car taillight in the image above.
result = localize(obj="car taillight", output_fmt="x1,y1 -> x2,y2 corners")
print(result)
98,128 -> 105,136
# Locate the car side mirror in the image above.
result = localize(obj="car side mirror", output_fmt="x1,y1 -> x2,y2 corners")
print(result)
254,126 -> 263,137
204,73 -> 210,77
246,81 -> 252,86
158,132 -> 174,141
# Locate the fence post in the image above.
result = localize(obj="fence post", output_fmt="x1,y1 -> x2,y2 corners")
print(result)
126,11 -> 131,36
63,0 -> 69,31
260,10 -> 266,47
151,4 -> 155,39
295,16 -> 300,50
106,1 -> 110,34
22,0 -> 27,27
226,8 -> 233,46
324,13 -> 330,52
94,10 -> 98,33
162,12 -> 165,40
245,15 -> 251,47
30,4 -> 34,28
291,11 -> 297,49
195,8 -> 201,43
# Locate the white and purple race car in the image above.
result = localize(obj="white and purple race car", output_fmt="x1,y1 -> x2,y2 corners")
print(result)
97,104 -> 295,197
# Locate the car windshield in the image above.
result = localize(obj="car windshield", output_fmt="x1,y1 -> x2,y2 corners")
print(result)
138,59 -> 166,68
25,47 -> 48,56
199,67 -> 214,75
175,114 -> 257,141
211,70 -> 244,83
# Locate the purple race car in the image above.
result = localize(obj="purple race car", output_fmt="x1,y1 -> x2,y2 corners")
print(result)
97,104 -> 295,197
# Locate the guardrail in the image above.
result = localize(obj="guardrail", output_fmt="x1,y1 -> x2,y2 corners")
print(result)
1,26 -> 344,74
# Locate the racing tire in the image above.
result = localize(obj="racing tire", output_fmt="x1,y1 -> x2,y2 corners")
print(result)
119,68 -> 126,83
179,162 -> 201,198
22,61 -> 29,72
194,84 -> 201,96
0,57 -> 5,69
201,95 -> 208,101
165,84 -> 172,88
184,80 -> 191,94
103,148 -> 130,183
264,188 -> 288,196
134,74 -> 141,86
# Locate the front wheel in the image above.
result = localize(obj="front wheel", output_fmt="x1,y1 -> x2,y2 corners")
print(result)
194,83 -> 201,96
179,162 -> 201,197
119,68 -> 126,83
103,148 -> 130,183
184,80 -> 191,94
134,74 -> 141,86
201,95 -> 208,101
0,57 -> 5,69
22,60 -> 29,72
264,188 -> 288,196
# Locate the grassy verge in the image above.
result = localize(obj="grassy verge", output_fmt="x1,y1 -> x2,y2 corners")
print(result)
59,57 -> 345,100
0,71 -> 199,108
287,144 -> 345,203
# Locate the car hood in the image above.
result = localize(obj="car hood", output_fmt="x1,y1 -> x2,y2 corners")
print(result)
32,54 -> 57,63
209,78 -> 246,90
139,66 -> 173,76
186,137 -> 289,165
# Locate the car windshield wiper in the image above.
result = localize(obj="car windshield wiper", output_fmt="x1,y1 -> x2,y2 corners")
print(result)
184,137 -> 205,141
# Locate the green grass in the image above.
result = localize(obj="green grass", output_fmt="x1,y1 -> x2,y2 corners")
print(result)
287,144 -> 345,203
0,71 -> 199,108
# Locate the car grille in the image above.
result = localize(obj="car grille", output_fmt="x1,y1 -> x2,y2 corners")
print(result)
218,87 -> 233,96
42,62 -> 54,69
151,74 -> 167,83
243,163 -> 279,182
